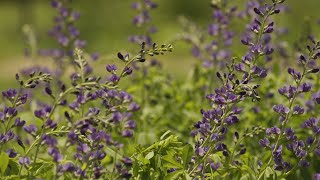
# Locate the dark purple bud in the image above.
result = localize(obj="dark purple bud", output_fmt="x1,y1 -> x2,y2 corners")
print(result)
117,52 -> 124,60
239,148 -> 247,155
310,69 -> 320,73
253,8 -> 263,16
6,148 -> 17,158
124,67 -> 133,75
45,86 -> 52,95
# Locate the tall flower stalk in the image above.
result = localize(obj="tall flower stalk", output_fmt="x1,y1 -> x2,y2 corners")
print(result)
189,0 -> 285,178
258,38 -> 320,179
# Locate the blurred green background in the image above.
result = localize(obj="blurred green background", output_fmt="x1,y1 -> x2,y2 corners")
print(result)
0,0 -> 319,90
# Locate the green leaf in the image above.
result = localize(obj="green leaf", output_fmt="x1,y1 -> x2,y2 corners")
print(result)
183,171 -> 192,180
265,167 -> 274,178
164,170 -> 183,180
162,155 -> 183,169
209,154 -> 221,163
0,152 -> 9,174
34,162 -> 54,177
182,144 -> 193,169
137,154 -> 150,165
160,130 -> 171,140
5,160 -> 19,176
145,151 -> 154,160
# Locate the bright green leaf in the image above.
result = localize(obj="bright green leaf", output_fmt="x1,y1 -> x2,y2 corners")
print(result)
145,151 -> 154,160
0,152 -> 9,174
162,155 -> 183,169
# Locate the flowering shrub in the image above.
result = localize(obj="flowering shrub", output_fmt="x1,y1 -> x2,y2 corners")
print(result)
1,0 -> 320,179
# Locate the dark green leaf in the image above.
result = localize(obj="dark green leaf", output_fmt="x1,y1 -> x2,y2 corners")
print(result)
182,144 -> 193,169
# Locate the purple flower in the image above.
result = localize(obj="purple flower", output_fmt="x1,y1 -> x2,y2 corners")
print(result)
299,83 -> 312,92
61,162 -> 76,172
45,119 -> 57,129
58,36 -> 69,46
48,147 -> 63,162
91,52 -> 100,61
122,130 -> 133,137
2,88 -> 17,100
273,104 -> 290,115
124,67 -> 133,75
293,105 -> 304,115
19,157 -> 31,166
313,173 -> 320,180
301,117 -> 318,128
109,74 -> 120,83
210,162 -> 221,170
3,107 -> 18,118
122,157 -> 133,166
284,127 -> 296,140
266,126 -> 281,136
74,39 -> 87,48
195,147 -> 205,156
34,106 -> 52,119
125,120 -> 136,129
208,24 -> 219,36
14,118 -> 26,127
42,134 -> 58,147
299,160 -> 310,167
0,131 -> 15,143
24,125 -> 38,134
71,11 -> 80,21
312,91 -> 320,104
259,138 -> 270,147
106,64 -> 117,72
225,115 -> 239,125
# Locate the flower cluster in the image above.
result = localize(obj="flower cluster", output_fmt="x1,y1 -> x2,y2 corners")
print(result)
129,0 -> 158,46
37,0 -> 99,76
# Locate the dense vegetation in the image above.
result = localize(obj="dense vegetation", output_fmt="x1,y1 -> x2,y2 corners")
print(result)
0,0 -> 320,179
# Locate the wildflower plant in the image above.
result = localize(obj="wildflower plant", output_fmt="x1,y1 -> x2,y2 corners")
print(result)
1,0 -> 320,179
0,43 -> 173,179
188,0 -> 286,178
